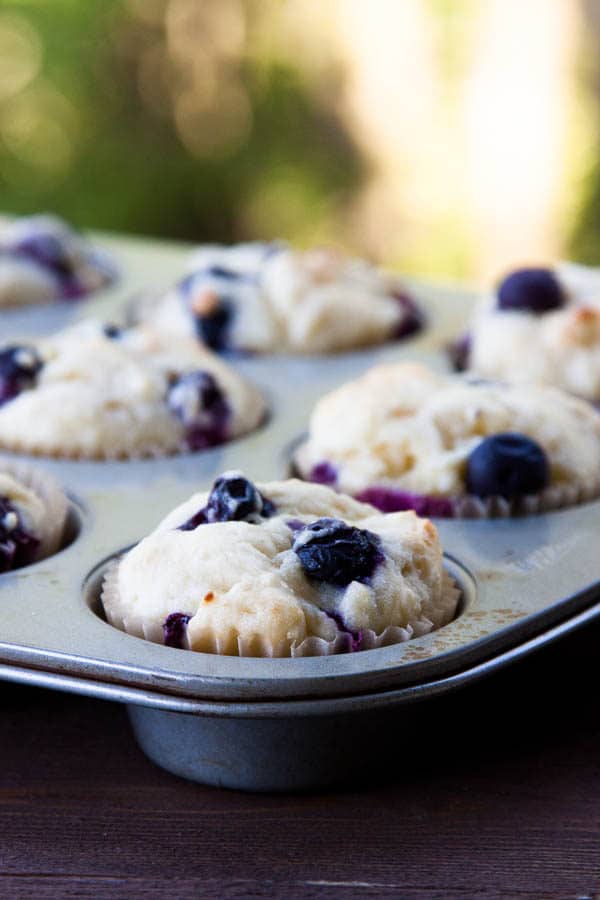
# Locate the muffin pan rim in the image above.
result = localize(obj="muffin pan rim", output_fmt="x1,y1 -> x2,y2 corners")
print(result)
0,594 -> 598,719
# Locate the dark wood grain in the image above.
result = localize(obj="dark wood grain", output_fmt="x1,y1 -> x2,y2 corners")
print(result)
1,621 -> 600,900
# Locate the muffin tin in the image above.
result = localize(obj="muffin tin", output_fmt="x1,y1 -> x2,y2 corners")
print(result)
1,233 -> 600,791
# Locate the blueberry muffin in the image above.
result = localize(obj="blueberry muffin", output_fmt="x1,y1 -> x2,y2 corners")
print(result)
102,474 -> 458,657
0,322 -> 265,458
0,214 -> 116,307
452,266 -> 600,401
142,243 -> 423,354
295,362 -> 600,517
0,460 -> 68,571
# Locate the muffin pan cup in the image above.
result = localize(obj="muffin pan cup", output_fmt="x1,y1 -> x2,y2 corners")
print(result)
1,235 -> 600,790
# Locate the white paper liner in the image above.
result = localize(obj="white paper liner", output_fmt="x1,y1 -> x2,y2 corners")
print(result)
0,457 -> 69,561
295,453 -> 600,518
0,393 -> 268,460
0,423 -> 264,461
292,568 -> 460,657
101,562 -> 461,659
0,440 -> 185,462
447,473 -> 600,518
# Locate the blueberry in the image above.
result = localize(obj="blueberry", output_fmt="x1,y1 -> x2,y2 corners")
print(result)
293,518 -> 383,586
179,273 -> 234,352
0,345 -> 43,406
466,433 -> 550,498
167,370 -> 230,450
163,612 -> 191,649
181,268 -> 245,287
194,300 -> 233,352
178,473 -> 275,530
203,266 -> 241,281
14,233 -> 74,278
103,323 -> 122,339
497,268 -> 565,315
392,292 -> 424,339
205,473 -> 275,523
0,497 -> 39,572
178,508 -> 207,531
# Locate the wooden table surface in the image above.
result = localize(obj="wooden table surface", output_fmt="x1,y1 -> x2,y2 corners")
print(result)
1,617 -> 599,900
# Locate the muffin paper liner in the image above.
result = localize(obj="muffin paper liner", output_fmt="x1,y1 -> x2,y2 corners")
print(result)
0,425 -> 260,461
0,440 -> 187,462
353,475 -> 600,519
101,562 -> 461,659
292,569 -> 460,657
0,253 -> 116,310
0,457 -> 69,560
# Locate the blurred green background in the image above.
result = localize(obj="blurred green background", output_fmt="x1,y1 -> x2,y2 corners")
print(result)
1,0 -> 600,284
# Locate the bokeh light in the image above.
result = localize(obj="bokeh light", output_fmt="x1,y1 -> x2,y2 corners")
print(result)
0,13 -> 42,102
1,0 -> 600,285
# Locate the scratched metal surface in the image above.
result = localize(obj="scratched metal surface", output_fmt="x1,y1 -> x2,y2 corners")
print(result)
0,233 -> 598,710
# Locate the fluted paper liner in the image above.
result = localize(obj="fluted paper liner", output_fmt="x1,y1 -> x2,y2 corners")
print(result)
359,476 -> 600,519
0,418 -> 266,461
0,440 -> 185,462
295,445 -> 600,518
101,562 -> 461,659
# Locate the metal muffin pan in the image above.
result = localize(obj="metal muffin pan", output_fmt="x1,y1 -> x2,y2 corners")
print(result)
1,234 -> 600,791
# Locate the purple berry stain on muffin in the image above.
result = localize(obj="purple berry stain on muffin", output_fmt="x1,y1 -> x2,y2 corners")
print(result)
293,517 -> 383,586
497,268 -> 565,315
179,473 -> 276,530
286,518 -> 305,532
13,233 -> 86,299
167,370 -> 230,450
14,233 -> 73,278
310,461 -> 337,485
0,345 -> 43,406
324,609 -> 364,652
356,487 -> 455,518
0,498 -> 39,573
392,291 -> 424,339
466,433 -> 550,498
163,612 -> 191,649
